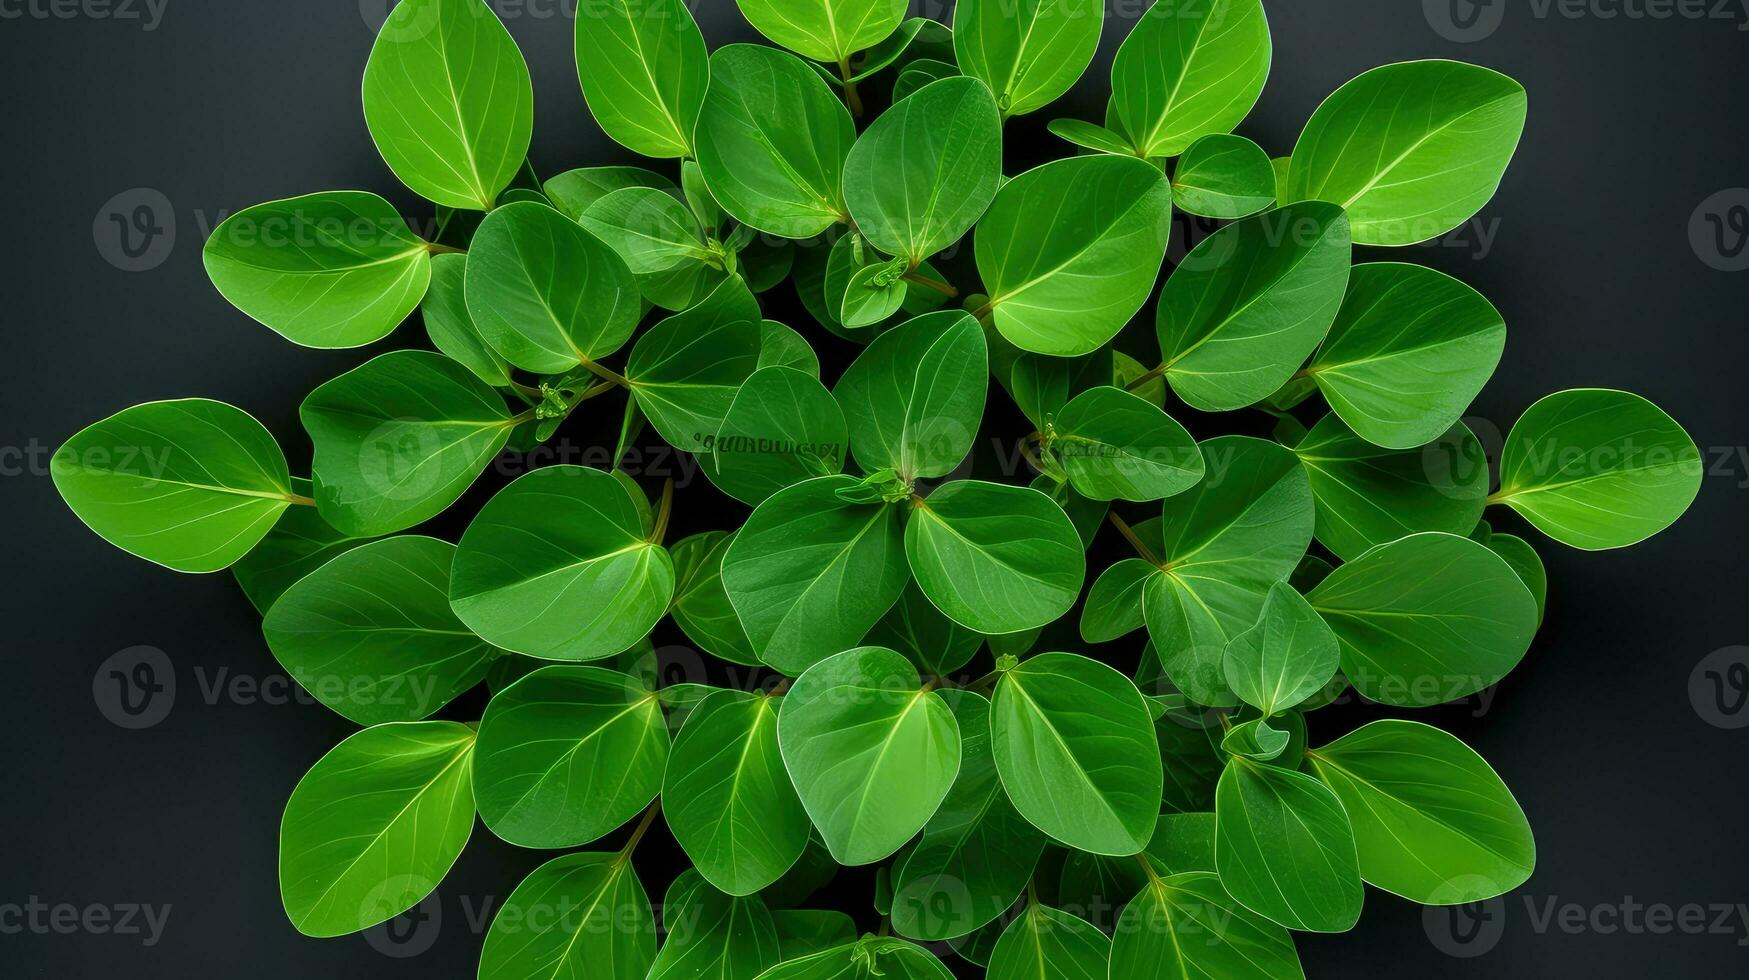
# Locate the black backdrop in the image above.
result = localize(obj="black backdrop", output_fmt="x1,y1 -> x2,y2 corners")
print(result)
4,1 -> 1748,976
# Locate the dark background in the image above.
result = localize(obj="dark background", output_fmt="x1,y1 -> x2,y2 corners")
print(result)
4,0 -> 1747,976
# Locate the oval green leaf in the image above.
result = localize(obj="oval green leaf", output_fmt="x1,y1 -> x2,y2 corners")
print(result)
955,0 -> 1103,117
1222,580 -> 1340,718
1051,385 -> 1205,502
478,852 -> 655,980
1215,758 -> 1363,933
423,252 -> 510,386
906,481 -> 1086,634
987,903 -> 1110,980
709,366 -> 849,506
1172,133 -> 1277,219
1109,871 -> 1304,980
1109,0 -> 1271,159
834,310 -> 989,480
734,0 -> 907,64
627,277 -> 766,453
575,0 -> 708,159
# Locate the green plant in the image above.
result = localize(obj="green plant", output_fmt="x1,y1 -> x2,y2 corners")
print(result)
52,0 -> 1704,975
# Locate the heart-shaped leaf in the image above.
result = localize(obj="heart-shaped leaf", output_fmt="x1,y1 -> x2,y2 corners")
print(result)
987,903 -> 1110,980
723,475 -> 910,674
906,481 -> 1085,634
697,45 -> 856,238
1109,0 -> 1271,159
665,690 -> 812,896
450,466 -> 675,661
203,191 -> 432,348
1215,757 -> 1363,932
478,852 -> 655,980
835,311 -> 988,480
1172,133 -> 1277,219
279,721 -> 475,937
991,652 -> 1162,855
1108,871 -> 1304,979
707,368 -> 848,506
627,277 -> 766,453
1155,202 -> 1352,412
1305,262 -> 1506,450
1286,60 -> 1527,246
574,0 -> 708,159
734,0 -> 908,64
652,871 -> 784,979
362,0 -> 532,210
423,252 -> 510,385
955,0 -> 1103,117
301,350 -> 514,537
472,665 -> 667,847
1222,581 -> 1340,718
1307,719 -> 1535,905
1308,532 -> 1537,707
844,76 -> 1002,265
976,155 -> 1172,356
777,647 -> 961,865
1050,385 -> 1205,502
263,536 -> 499,725
465,201 -> 641,374
1495,388 -> 1702,550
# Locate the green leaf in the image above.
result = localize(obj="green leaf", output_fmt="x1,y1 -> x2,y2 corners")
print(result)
1305,262 -> 1506,450
665,690 -> 812,896
1172,133 -> 1277,219
893,57 -> 962,102
1221,716 -> 1289,761
422,253 -> 510,386
844,76 -> 1002,265
465,201 -> 641,374
1046,118 -> 1134,155
450,466 -> 675,660
627,277 -> 766,453
1222,581 -> 1339,717
53,399 -> 294,573
834,311 -> 988,479
1286,60 -> 1527,246
202,191 -> 431,348
300,350 -> 513,537
756,936 -> 954,979
777,647 -> 961,865
1108,872 -> 1304,980
1293,414 -> 1490,561
652,871 -> 784,980
1495,388 -> 1702,550
772,910 -> 858,959
697,45 -> 855,237
1307,719 -> 1535,904
734,0 -> 908,64
362,0 -> 532,210
1148,811 -> 1218,873
672,530 -> 761,666
722,475 -> 910,675
955,0 -> 1103,117
707,367 -> 848,506
987,904 -> 1110,980
865,580 -> 984,677
815,17 -> 951,87
1215,757 -> 1363,932
233,479 -> 378,613
1308,532 -> 1537,707
1050,386 -> 1204,502
976,155 -> 1173,356
906,481 -> 1086,634
840,260 -> 908,328
1155,202 -> 1352,412
575,0 -> 708,159
262,536 -> 499,724
1007,348 -> 1113,432
1109,0 -> 1271,159
581,186 -> 711,274
472,665 -> 667,847
478,852 -> 655,980
891,691 -> 1046,941
760,320 -> 822,376
1033,473 -> 1109,550
991,652 -> 1162,855
1142,437 -> 1315,705
1080,557 -> 1154,644
278,721 -> 475,937
1487,532 -> 1547,624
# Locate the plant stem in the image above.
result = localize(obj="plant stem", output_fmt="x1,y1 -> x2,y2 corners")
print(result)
618,801 -> 661,860
1133,851 -> 1161,884
837,58 -> 864,117
766,677 -> 791,698
578,356 -> 633,389
1485,491 -> 1510,507
285,491 -> 317,507
902,271 -> 959,298
1124,362 -> 1168,393
1108,512 -> 1164,567
651,478 -> 674,544
425,242 -> 466,255
578,380 -> 617,402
